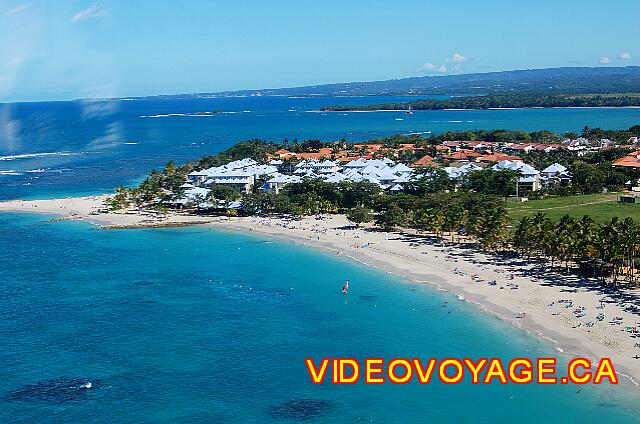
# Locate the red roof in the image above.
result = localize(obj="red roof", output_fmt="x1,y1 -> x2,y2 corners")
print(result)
613,151 -> 640,168
442,150 -> 482,161
411,155 -> 435,168
296,152 -> 326,160
353,144 -> 384,151
398,145 -> 422,151
476,153 -> 522,162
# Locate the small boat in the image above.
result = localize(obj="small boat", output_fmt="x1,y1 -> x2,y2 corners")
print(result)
405,106 -> 413,115
342,280 -> 349,294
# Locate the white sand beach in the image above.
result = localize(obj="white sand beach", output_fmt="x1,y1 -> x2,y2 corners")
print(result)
2,196 -> 640,386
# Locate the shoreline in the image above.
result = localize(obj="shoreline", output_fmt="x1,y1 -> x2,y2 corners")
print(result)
216,216 -> 640,389
1,196 -> 639,388
310,106 -> 640,113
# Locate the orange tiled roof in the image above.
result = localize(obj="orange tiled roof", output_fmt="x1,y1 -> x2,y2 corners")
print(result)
476,153 -> 522,162
353,143 -> 384,152
442,150 -> 481,160
296,152 -> 326,160
613,152 -> 640,168
411,155 -> 435,168
398,145 -> 422,151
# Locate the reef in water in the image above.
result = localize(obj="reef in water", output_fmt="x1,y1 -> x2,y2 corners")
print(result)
5,377 -> 92,403
267,399 -> 334,421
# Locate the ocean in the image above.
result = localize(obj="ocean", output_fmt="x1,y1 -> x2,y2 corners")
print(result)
1,97 -> 640,422
0,96 -> 638,200
1,213 -> 639,423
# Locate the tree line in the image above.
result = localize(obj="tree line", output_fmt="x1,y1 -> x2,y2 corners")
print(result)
321,94 -> 640,113
103,136 -> 640,285
513,213 -> 640,284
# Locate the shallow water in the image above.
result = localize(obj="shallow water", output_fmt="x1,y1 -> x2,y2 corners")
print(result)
2,97 -> 640,422
1,213 -> 638,423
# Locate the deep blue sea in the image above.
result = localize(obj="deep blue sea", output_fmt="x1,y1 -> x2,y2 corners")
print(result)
1,97 -> 640,422
0,96 -> 638,200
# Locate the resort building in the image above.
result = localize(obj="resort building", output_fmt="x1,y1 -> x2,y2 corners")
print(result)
181,139 -> 583,204
613,151 -> 640,168
411,155 -> 435,168
264,173 -> 303,194
444,162 -> 483,179
540,163 -> 572,186
492,160 -> 542,192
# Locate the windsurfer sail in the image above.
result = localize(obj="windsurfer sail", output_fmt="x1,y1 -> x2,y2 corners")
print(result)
342,280 -> 349,294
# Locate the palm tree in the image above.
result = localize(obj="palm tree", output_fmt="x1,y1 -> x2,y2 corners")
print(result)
513,216 -> 533,258
530,212 -> 550,260
555,215 -> 577,273
614,218 -> 640,285
191,193 -> 206,211
572,215 -> 596,277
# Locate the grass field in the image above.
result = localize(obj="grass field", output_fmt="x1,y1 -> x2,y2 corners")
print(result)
505,193 -> 640,222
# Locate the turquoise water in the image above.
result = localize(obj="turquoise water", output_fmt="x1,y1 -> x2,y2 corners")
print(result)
1,213 -> 638,423
0,96 -> 638,200
2,97 -> 640,421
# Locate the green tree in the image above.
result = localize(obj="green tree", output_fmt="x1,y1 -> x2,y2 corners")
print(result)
346,206 -> 373,227
376,204 -> 406,230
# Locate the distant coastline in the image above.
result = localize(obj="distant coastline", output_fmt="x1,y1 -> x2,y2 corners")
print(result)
318,93 -> 640,113
310,105 -> 640,113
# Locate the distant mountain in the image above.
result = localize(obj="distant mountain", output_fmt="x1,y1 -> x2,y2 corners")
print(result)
147,67 -> 639,99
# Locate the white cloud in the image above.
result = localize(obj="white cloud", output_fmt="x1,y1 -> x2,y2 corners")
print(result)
5,2 -> 31,16
418,62 -> 437,72
418,53 -> 466,74
618,52 -> 632,60
419,62 -> 437,71
450,53 -> 466,63
417,62 -> 448,74
72,5 -> 109,22
599,57 -> 611,64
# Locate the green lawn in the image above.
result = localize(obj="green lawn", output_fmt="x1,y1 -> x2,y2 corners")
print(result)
505,193 -> 640,223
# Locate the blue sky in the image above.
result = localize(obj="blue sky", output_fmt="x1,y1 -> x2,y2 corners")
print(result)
1,0 -> 639,102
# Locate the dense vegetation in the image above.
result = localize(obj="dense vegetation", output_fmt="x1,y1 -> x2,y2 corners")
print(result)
201,66 -> 640,97
321,94 -> 640,112
513,213 -> 640,283
104,129 -> 640,284
427,125 -> 640,144
105,123 -> 640,213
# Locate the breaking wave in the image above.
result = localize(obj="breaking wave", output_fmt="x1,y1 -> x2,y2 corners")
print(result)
0,152 -> 74,161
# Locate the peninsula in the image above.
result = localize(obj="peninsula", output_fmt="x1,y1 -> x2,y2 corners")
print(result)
3,126 -> 640,386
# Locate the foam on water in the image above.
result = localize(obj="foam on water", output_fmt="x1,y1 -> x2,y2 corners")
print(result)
0,152 -> 74,161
